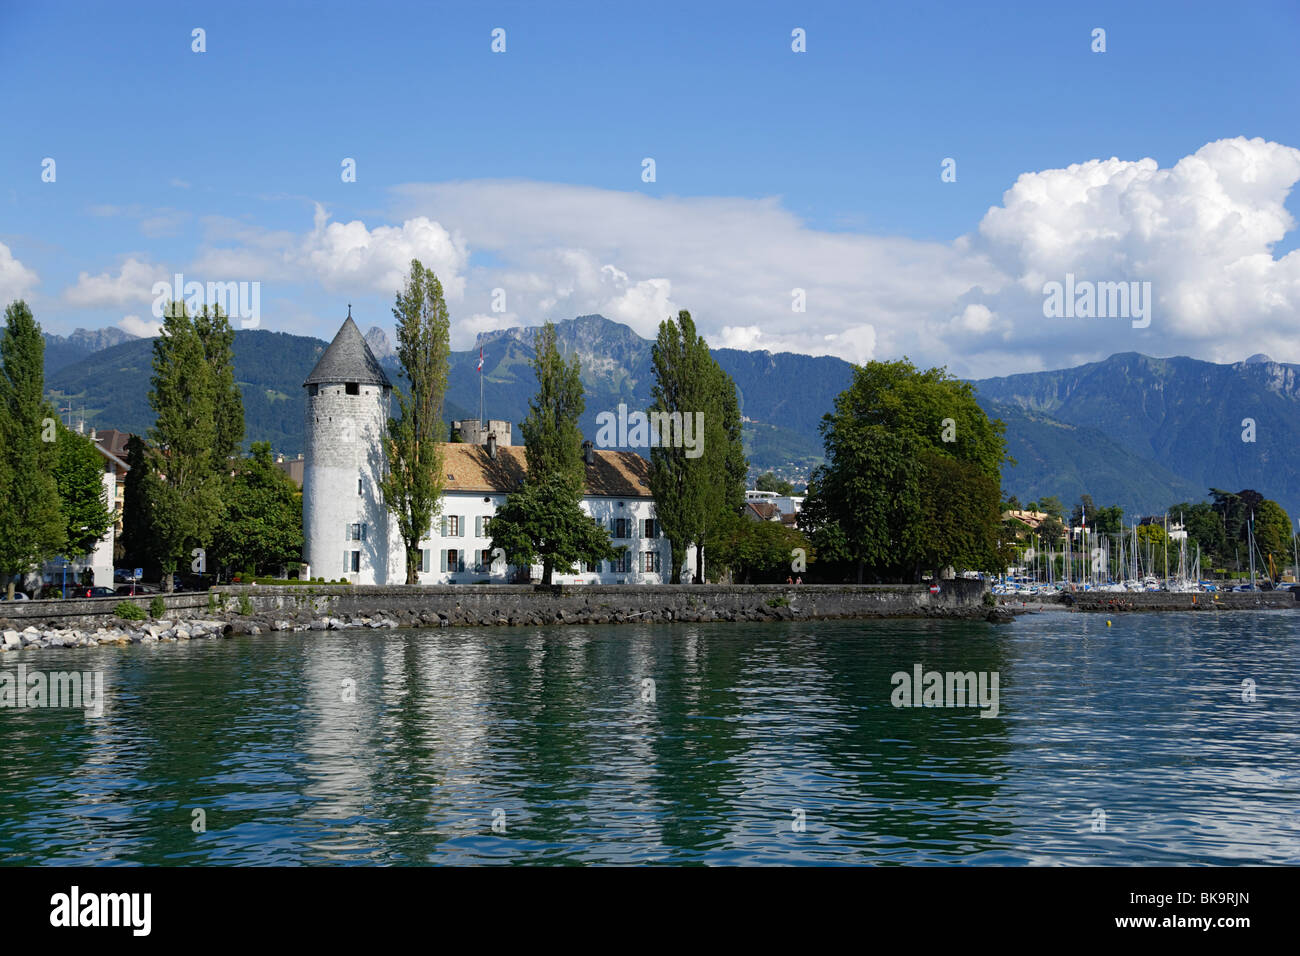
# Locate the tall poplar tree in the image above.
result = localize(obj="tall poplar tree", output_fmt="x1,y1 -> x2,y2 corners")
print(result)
380,259 -> 451,584
490,321 -> 615,585
193,304 -> 245,463
0,301 -> 65,598
121,433 -> 157,577
147,301 -> 225,590
520,321 -> 585,488
647,310 -> 747,583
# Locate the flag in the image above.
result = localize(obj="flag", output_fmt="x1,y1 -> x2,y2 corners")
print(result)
477,347 -> 483,372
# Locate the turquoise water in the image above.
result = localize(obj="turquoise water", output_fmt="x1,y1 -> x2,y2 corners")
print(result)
1,612 -> 1297,864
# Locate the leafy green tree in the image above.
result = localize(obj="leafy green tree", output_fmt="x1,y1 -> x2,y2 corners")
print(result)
756,472 -> 794,495
210,443 -> 304,577
1037,495 -> 1065,520
193,305 -> 245,461
52,425 -> 114,558
1037,515 -> 1066,546
915,449 -> 1003,577
1092,505 -> 1124,536
380,259 -> 451,584
1170,501 -> 1227,567
647,310 -> 748,582
488,471 -> 619,585
693,357 -> 747,582
711,513 -> 813,583
800,358 -> 1007,582
520,321 -> 585,488
496,321 -> 611,585
0,301 -> 65,597
648,312 -> 705,582
147,302 -> 226,590
1070,494 -> 1096,529
120,433 -> 158,578
1254,499 -> 1292,565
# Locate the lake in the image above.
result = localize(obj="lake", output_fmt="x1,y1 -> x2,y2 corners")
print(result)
1,611 -> 1297,865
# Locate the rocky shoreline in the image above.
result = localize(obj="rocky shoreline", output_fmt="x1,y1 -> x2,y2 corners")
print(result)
0,599 -> 1011,653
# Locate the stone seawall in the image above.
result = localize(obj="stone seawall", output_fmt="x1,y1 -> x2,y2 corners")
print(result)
1067,590 -> 1297,612
211,579 -> 991,626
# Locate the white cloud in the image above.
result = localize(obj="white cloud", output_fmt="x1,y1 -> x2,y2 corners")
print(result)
119,314 -> 162,337
391,180 -> 984,359
190,203 -> 469,300
64,257 -> 163,308
966,137 -> 1300,368
0,242 -> 39,303
70,136 -> 1296,376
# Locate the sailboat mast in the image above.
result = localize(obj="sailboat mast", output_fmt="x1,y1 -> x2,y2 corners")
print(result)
1249,511 -> 1257,590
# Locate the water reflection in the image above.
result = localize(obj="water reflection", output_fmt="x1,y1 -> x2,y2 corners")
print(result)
1,612 -> 1297,865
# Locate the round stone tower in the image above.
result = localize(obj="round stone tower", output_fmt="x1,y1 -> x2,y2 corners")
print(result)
302,311 -> 393,584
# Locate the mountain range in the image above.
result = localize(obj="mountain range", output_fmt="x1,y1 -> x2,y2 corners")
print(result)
39,315 -> 1300,519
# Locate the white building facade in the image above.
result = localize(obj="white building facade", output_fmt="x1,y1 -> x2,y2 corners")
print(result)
302,315 -> 690,585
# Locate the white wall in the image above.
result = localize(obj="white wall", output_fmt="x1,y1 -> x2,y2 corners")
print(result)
302,382 -> 391,585
399,493 -> 693,585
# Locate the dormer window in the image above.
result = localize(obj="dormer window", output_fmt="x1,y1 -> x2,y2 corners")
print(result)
345,382 -> 360,395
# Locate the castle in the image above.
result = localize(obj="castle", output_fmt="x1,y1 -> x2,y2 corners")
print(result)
301,313 -> 689,585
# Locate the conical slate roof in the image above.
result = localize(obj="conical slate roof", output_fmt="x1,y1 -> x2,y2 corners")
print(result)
304,315 -> 392,387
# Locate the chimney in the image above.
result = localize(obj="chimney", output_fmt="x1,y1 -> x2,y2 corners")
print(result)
583,440 -> 594,465
487,434 -> 497,459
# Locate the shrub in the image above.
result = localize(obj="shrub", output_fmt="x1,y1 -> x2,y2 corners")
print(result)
238,594 -> 253,616
149,596 -> 166,619
208,591 -> 222,612
115,601 -> 146,621
982,590 -> 997,608
766,596 -> 790,608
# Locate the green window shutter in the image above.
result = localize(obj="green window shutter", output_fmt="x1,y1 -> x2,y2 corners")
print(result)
440,550 -> 447,572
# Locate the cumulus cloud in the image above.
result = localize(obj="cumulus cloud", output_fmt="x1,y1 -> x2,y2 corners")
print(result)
0,242 -> 39,303
391,180 -> 985,359
64,257 -> 162,308
119,314 -> 162,337
58,136 -> 1298,377
383,137 -> 1300,373
964,136 -> 1300,369
190,203 -> 469,300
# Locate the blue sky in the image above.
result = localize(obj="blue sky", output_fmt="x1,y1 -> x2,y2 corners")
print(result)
2,0 -> 1297,376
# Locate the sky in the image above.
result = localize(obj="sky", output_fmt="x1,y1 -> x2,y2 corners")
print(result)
1,0 -> 1298,377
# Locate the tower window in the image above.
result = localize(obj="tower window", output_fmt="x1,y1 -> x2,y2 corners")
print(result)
345,382 -> 360,395
308,384 -> 318,397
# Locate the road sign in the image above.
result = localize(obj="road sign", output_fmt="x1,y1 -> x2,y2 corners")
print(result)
134,568 -> 143,580
929,584 -> 940,594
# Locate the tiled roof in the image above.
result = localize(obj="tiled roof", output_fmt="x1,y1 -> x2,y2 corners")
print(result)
93,428 -> 133,459
304,316 -> 392,387
439,443 -> 652,498
746,501 -> 780,521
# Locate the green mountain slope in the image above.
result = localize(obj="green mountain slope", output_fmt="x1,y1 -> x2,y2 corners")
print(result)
975,353 -> 1300,516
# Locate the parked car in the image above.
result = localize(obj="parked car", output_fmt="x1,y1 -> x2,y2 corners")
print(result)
0,591 -> 30,601
69,586 -> 118,598
115,583 -> 159,596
